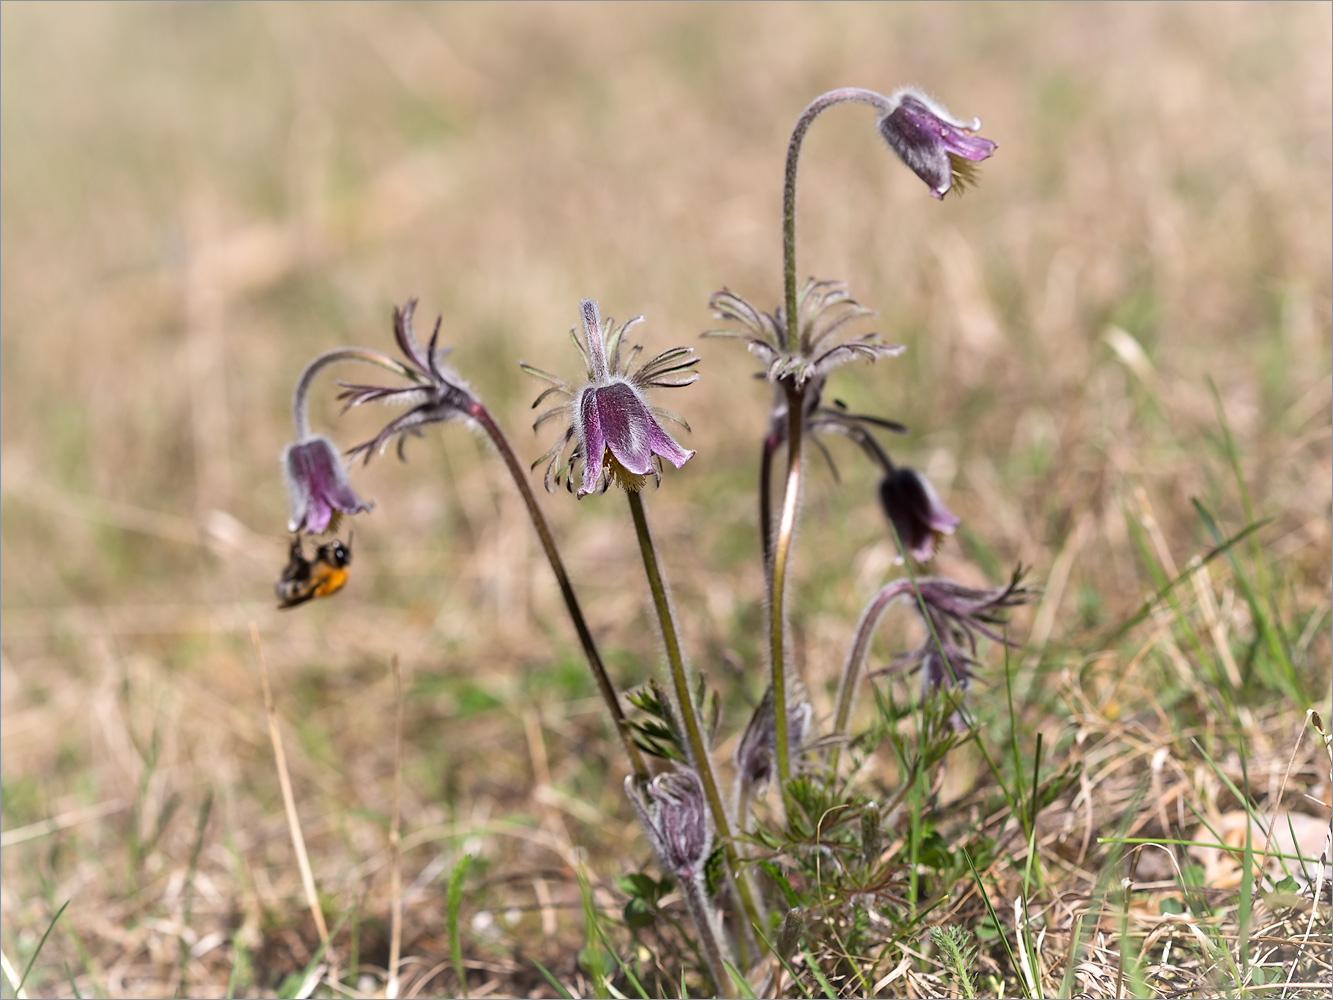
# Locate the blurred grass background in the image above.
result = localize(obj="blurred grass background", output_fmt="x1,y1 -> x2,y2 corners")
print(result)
1,3 -> 1329,997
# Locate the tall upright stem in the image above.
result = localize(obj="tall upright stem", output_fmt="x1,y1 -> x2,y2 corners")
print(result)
626,490 -> 763,955
473,403 -> 649,784
773,87 -> 892,783
759,429 -> 779,574
768,384 -> 805,787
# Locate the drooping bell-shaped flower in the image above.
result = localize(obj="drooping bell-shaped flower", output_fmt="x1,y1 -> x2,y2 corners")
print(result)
524,298 -> 697,497
877,88 -> 997,199
281,435 -> 372,534
877,466 -> 960,562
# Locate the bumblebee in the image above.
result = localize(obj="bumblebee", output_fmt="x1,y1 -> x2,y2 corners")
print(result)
274,534 -> 352,609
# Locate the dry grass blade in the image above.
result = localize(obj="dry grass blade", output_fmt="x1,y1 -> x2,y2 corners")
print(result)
249,622 -> 330,948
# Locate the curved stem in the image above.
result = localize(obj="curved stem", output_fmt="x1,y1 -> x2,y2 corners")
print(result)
768,383 -> 806,787
472,404 -> 649,784
291,347 -> 416,440
828,579 -> 911,777
782,88 -> 892,350
626,490 -> 763,957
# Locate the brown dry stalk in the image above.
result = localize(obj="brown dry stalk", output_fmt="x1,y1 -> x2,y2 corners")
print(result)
249,622 -> 330,946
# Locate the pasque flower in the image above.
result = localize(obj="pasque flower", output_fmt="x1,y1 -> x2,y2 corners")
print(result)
832,569 -> 1035,753
707,278 -> 902,392
873,570 -> 1035,697
878,466 -> 960,563
626,768 -> 712,881
336,300 -> 480,463
735,683 -> 813,796
625,768 -> 733,991
524,298 -> 697,497
876,88 -> 997,199
281,435 -> 372,534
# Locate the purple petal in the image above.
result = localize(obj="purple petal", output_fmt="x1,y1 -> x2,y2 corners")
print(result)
879,467 -> 959,561
576,387 -> 607,497
879,92 -> 996,199
645,417 -> 694,470
592,382 -> 656,475
282,436 -> 371,533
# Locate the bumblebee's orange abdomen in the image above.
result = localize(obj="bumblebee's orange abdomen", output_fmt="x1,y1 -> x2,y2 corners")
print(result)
311,564 -> 349,598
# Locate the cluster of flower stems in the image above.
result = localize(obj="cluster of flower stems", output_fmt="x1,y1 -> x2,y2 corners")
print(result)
280,87 -> 1019,996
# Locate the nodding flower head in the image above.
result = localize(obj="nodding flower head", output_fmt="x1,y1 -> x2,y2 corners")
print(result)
877,88 -> 997,200
523,298 -> 697,497
878,466 -> 960,563
735,683 -> 813,795
706,278 -> 902,390
872,570 -> 1036,701
625,768 -> 711,881
282,435 -> 372,534
336,301 -> 480,464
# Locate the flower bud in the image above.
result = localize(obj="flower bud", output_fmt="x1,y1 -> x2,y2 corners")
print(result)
625,769 -> 711,882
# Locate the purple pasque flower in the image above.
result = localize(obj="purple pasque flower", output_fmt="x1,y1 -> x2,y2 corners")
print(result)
878,466 -> 960,563
625,768 -> 712,881
707,278 -> 902,391
873,570 -> 1035,698
336,300 -> 480,464
523,298 -> 697,497
877,88 -> 997,200
735,682 -> 813,795
282,435 -> 372,534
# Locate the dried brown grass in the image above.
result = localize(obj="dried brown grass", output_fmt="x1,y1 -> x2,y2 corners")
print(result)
2,3 -> 1330,997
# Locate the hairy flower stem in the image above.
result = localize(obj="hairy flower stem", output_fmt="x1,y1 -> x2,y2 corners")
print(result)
680,874 -> 733,996
626,489 -> 763,959
291,348 -> 418,440
771,87 -> 892,783
759,429 -> 779,573
781,88 -> 892,351
768,384 -> 805,788
473,404 -> 649,784
829,579 -> 906,778
827,524 -> 966,779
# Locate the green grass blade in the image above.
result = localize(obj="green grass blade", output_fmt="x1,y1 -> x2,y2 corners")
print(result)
64,960 -> 83,999
276,909 -> 348,999
16,898 -> 69,994
962,847 -> 1030,999
752,925 -> 813,1000
591,917 -> 649,1000
529,956 -> 577,1000
448,854 -> 473,999
800,945 -> 839,1000
723,959 -> 758,999
225,937 -> 247,1000
1191,498 -> 1299,698
176,791 -> 213,997
1103,517 -> 1269,648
